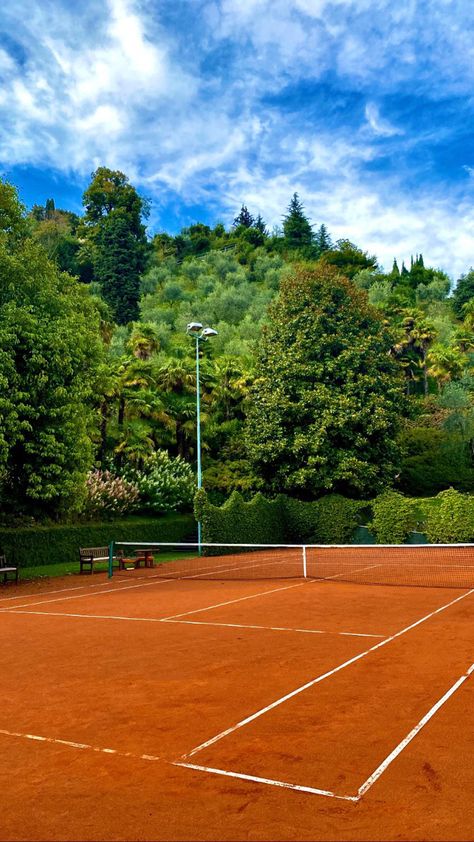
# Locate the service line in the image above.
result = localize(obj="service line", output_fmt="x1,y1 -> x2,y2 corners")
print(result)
162,618 -> 384,638
182,587 -> 474,759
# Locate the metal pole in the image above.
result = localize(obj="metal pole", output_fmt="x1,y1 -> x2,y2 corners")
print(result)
108,540 -> 114,579
196,335 -> 202,555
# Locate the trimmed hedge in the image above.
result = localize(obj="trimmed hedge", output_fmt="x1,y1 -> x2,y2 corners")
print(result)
194,490 -> 286,549
369,492 -> 417,544
194,490 -> 363,546
0,513 -> 195,569
423,488 -> 474,543
195,487 -> 474,547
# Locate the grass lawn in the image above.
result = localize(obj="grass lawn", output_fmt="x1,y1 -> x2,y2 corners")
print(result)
18,551 -> 200,582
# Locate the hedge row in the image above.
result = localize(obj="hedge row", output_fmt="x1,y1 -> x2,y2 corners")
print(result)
0,513 -> 195,568
195,488 -> 474,546
194,489 -> 363,547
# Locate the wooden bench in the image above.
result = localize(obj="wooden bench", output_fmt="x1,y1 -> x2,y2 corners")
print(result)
79,546 -> 125,575
0,555 -> 18,585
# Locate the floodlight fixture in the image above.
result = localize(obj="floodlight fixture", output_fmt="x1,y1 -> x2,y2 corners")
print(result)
201,327 -> 218,338
187,321 -> 203,333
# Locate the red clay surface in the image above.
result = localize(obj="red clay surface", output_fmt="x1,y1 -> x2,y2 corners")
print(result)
0,566 -> 473,842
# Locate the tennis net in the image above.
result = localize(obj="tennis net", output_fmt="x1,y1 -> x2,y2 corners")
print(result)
111,541 -> 474,588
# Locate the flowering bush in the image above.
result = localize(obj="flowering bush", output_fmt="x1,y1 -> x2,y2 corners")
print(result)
84,470 -> 140,518
124,451 -> 196,514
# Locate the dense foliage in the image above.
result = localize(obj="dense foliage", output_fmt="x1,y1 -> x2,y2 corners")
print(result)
1,166 -> 474,530
246,263 -> 405,498
195,489 -> 364,546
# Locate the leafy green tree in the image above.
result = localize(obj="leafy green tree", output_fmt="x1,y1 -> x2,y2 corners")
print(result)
321,239 -> 378,279
452,269 -> 474,318
282,193 -> 313,248
94,212 -> 143,323
81,168 -> 148,324
0,181 -> 104,518
246,263 -> 404,498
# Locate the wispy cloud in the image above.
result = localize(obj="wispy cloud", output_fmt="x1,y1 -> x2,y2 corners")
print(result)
0,0 -> 473,277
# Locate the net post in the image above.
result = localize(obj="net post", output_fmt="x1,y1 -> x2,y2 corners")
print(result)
302,545 -> 307,578
108,540 -> 115,579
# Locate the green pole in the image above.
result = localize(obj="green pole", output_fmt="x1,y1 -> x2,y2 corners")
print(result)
108,540 -> 115,579
196,335 -> 202,555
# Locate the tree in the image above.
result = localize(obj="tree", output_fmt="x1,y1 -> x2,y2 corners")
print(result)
0,181 -> 104,518
233,205 -> 254,228
94,212 -> 143,324
282,193 -> 313,248
245,263 -> 404,498
321,239 -> 378,279
314,224 -> 332,254
254,214 -> 268,235
81,168 -> 149,324
452,269 -> 474,318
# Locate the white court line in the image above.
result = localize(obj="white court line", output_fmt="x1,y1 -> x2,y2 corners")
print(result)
182,587 -> 474,759
162,618 -> 385,638
1,664 -> 472,802
0,576 -> 174,611
0,577 -> 132,604
7,609 -> 385,639
0,727 -> 160,762
160,580 -> 308,621
357,661 -> 474,798
172,762 -> 359,801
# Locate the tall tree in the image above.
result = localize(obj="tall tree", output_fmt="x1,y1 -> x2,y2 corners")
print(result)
81,168 -> 149,324
245,263 -> 404,497
233,205 -> 254,228
0,180 -> 104,518
453,269 -> 474,318
314,223 -> 332,254
282,193 -> 313,248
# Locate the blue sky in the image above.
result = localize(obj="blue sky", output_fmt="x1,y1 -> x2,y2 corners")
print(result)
1,0 -> 473,277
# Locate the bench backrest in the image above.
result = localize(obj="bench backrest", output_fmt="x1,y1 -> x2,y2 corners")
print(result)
0,555 -> 16,570
79,547 -> 109,560
79,547 -> 123,560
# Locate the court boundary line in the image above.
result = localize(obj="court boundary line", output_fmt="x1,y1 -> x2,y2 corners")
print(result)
1,658 -> 472,801
182,587 -> 474,759
162,618 -> 385,638
4,608 -> 385,639
174,659 -> 474,801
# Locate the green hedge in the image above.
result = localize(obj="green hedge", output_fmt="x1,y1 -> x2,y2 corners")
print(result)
195,490 -> 363,546
194,490 -> 287,550
195,488 -> 474,547
369,492 -> 417,544
423,488 -> 474,543
0,513 -> 195,569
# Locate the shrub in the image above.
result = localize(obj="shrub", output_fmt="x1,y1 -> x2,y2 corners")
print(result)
285,495 -> 363,544
424,488 -> 474,543
124,451 -> 196,514
370,492 -> 417,544
195,490 -> 364,546
84,470 -> 140,518
195,490 -> 286,550
0,513 -> 195,569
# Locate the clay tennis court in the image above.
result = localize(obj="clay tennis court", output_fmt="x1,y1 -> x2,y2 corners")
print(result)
1,545 -> 473,841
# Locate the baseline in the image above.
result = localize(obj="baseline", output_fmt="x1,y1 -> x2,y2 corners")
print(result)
174,659 -> 474,801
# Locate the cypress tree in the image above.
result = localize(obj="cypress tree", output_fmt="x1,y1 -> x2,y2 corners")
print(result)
282,193 -> 313,248
233,205 -> 254,228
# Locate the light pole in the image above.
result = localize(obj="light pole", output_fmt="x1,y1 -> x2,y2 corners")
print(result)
186,322 -> 218,553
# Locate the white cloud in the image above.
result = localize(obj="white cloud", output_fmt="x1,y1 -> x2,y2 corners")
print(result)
364,103 -> 403,137
0,0 -> 473,277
